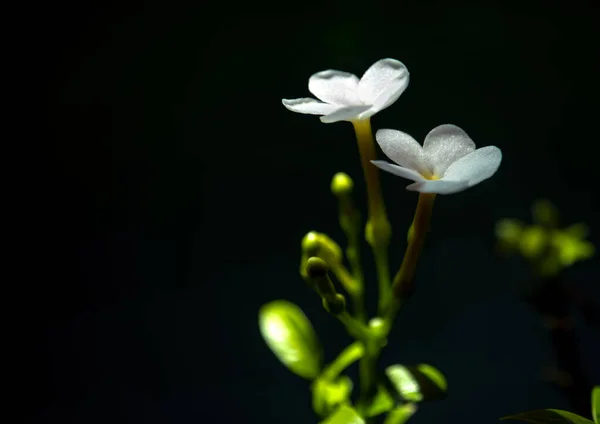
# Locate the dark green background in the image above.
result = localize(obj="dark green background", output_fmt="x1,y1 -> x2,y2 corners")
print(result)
33,1 -> 599,423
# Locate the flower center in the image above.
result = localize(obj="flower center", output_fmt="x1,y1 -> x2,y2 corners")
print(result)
421,172 -> 440,181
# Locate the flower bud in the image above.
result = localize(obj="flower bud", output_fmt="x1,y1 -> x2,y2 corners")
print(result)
300,232 -> 343,278
331,172 -> 354,197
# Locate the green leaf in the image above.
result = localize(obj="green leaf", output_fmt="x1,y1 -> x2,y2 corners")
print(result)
321,404 -> 365,424
384,364 -> 448,403
312,376 -> 354,417
364,385 -> 395,418
592,386 -> 599,424
383,403 -> 417,424
501,409 -> 594,424
258,300 -> 322,379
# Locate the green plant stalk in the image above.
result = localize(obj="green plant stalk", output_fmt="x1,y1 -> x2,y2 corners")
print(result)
327,124 -> 436,420
351,119 -> 393,422
387,193 -> 436,325
321,341 -> 365,381
340,208 -> 366,323
357,338 -> 381,420
352,119 -> 393,317
337,312 -> 372,341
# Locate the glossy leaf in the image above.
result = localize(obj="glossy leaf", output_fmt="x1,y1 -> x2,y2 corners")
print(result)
592,386 -> 599,424
384,364 -> 447,402
258,300 -> 322,379
321,404 -> 365,424
501,409 -> 594,424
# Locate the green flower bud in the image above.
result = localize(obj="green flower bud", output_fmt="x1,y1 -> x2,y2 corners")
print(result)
331,172 -> 354,197
300,232 -> 343,279
322,293 -> 346,315
519,226 -> 548,258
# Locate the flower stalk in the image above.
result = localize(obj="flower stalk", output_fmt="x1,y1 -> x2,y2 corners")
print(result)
352,119 -> 392,316
332,173 -> 367,322
392,193 -> 436,303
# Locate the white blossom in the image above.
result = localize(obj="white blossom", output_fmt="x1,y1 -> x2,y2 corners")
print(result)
282,59 -> 409,123
372,124 -> 502,194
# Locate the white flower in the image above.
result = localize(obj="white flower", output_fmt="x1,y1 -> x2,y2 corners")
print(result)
282,59 -> 409,123
371,124 -> 502,194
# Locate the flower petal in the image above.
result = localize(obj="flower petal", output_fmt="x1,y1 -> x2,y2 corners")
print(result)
358,59 -> 409,112
406,180 -> 469,194
375,129 -> 426,173
282,98 -> 339,115
442,146 -> 502,187
308,70 -> 361,106
320,105 -> 372,123
423,124 -> 476,176
371,160 -> 426,182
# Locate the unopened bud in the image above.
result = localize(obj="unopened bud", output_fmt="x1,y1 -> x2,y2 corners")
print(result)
306,257 -> 328,278
331,172 -> 354,197
300,232 -> 343,278
322,293 -> 346,315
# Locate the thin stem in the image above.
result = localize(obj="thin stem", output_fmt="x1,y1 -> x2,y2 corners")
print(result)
330,262 -> 360,297
391,193 -> 436,302
337,312 -> 371,341
357,339 -> 380,420
344,211 -> 366,322
351,119 -> 392,316
321,341 -> 365,380
351,118 -> 392,421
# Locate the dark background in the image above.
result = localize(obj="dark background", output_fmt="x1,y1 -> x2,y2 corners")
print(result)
30,1 -> 599,423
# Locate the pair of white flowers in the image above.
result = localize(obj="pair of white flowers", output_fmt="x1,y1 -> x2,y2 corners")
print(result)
283,59 -> 502,195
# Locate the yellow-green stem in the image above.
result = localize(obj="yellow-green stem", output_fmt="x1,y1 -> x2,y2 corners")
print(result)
321,341 -> 365,380
351,119 -> 391,422
346,232 -> 366,323
391,193 -> 436,305
351,119 -> 392,315
357,339 -> 380,418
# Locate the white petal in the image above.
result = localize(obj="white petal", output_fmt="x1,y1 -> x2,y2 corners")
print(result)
282,98 -> 339,115
358,59 -> 409,112
423,124 -> 476,176
442,146 -> 502,187
375,129 -> 427,173
308,70 -> 361,106
406,180 -> 469,194
320,105 -> 371,123
371,160 -> 426,182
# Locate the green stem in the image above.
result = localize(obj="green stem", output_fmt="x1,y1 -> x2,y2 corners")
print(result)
346,230 -> 366,323
351,118 -> 392,421
357,339 -> 380,418
337,312 -> 371,341
321,341 -> 365,380
386,193 -> 436,326
351,119 -> 392,317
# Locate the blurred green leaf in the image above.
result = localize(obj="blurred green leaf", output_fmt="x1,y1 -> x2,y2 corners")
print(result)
321,404 -> 365,424
592,386 -> 599,424
384,364 -> 447,403
501,409 -> 594,424
364,385 -> 395,418
312,376 -> 354,417
258,300 -> 322,379
383,403 -> 417,424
